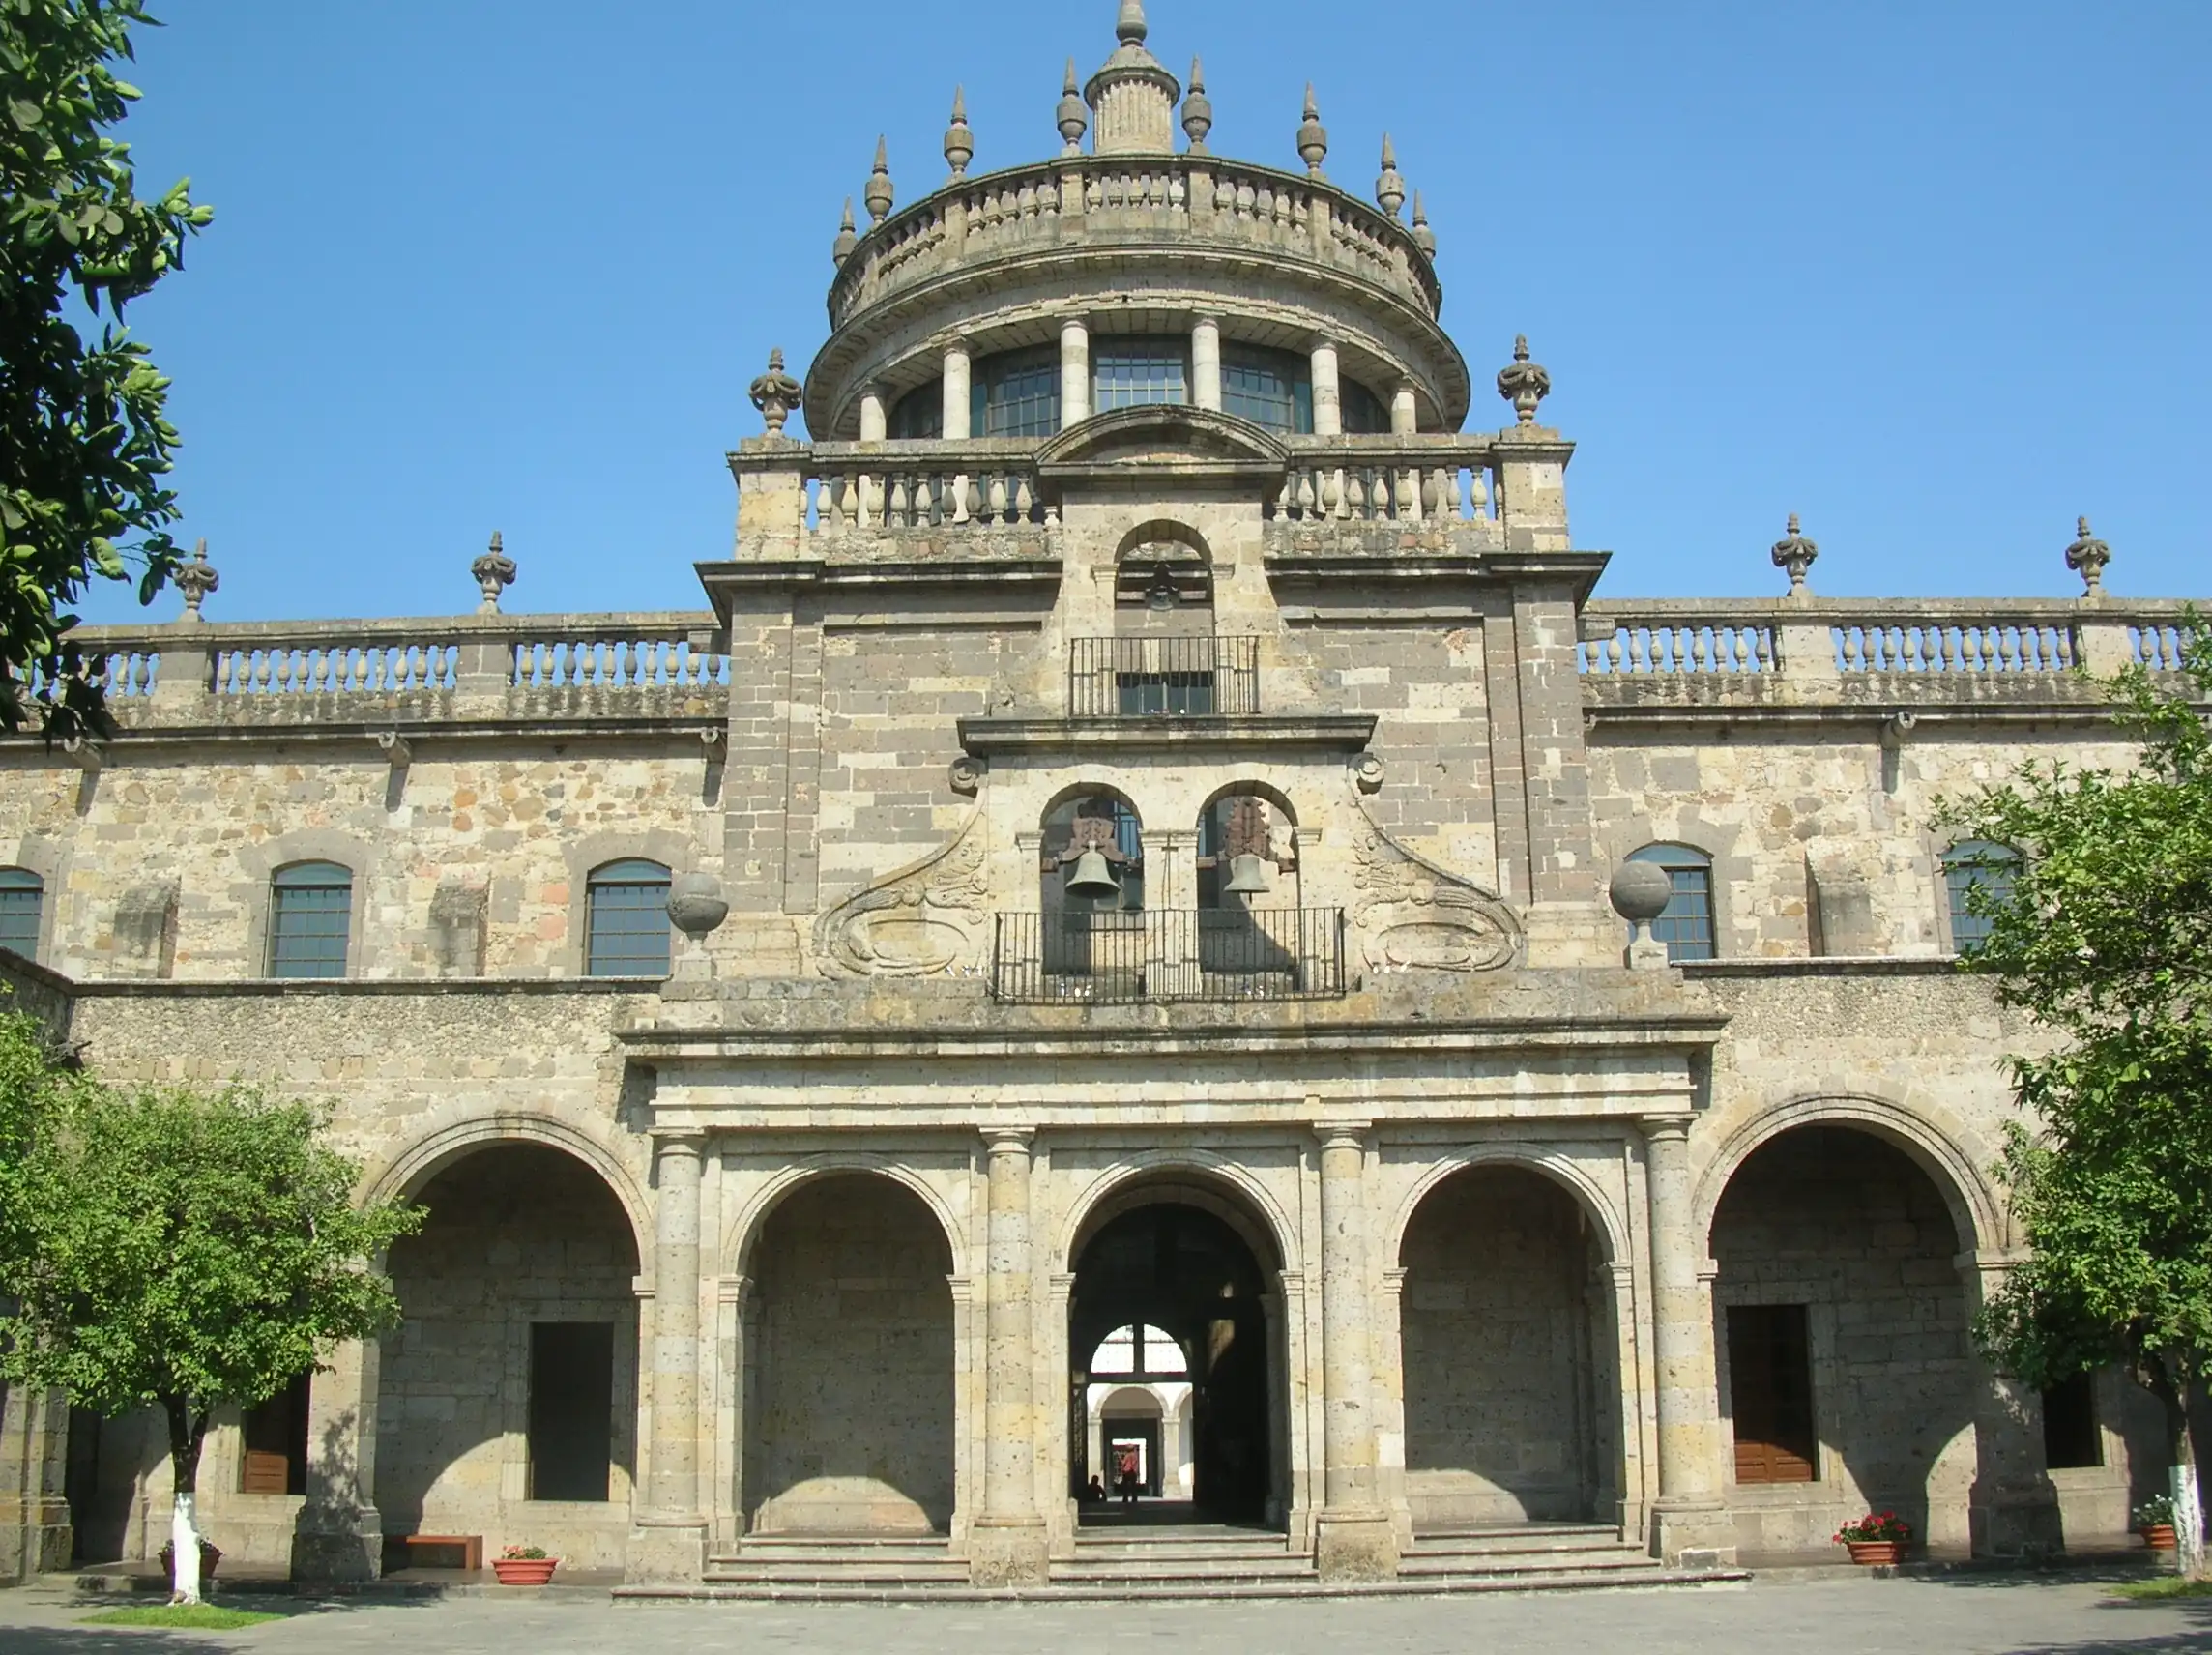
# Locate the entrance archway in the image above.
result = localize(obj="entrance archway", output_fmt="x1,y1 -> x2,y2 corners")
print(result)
1068,1192 -> 1278,1525
1396,1164 -> 1621,1528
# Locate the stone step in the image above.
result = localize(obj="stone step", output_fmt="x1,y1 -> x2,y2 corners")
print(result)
1052,1558 -> 1316,1582
1398,1552 -> 1667,1579
625,1566 -> 1743,1604
1410,1533 -> 1640,1559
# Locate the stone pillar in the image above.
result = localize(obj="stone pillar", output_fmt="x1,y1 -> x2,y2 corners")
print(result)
1191,316 -> 1223,413
1389,381 -> 1418,435
1962,1255 -> 2064,1558
1313,1122 -> 1396,1580
943,340 -> 973,442
1309,341 -> 1343,437
0,1382 -> 70,1583
291,1339 -> 383,1582
626,1133 -> 708,1584
971,1128 -> 1048,1585
1060,319 -> 1091,428
1260,1290 -> 1289,1527
1641,1116 -> 1733,1565
858,384 -> 888,443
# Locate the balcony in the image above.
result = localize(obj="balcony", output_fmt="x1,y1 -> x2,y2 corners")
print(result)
989,909 -> 1347,1004
1067,635 -> 1260,718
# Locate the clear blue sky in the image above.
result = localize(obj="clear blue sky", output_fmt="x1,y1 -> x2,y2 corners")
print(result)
85,0 -> 2208,624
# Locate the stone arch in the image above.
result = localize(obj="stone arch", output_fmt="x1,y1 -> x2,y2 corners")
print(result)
724,1153 -> 966,1280
1386,1142 -> 1631,1269
1691,1093 -> 2002,1258
363,1113 -> 649,1264
1058,1154 -> 1295,1276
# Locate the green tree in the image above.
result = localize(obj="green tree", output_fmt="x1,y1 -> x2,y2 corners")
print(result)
1947,621 -> 2212,1575
0,1012 -> 420,1602
2,0 -> 212,741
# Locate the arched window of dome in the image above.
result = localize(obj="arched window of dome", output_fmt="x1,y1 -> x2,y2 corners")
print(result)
1624,843 -> 1716,962
268,860 -> 354,978
1220,344 -> 1313,433
888,382 -> 943,440
0,867 -> 44,961
976,345 -> 1061,437
585,858 -> 674,977
1340,377 -> 1391,433
1092,335 -> 1189,413
1941,840 -> 2021,955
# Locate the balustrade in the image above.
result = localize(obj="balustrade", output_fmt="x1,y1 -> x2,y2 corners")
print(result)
1271,439 -> 1499,526
1830,620 -> 2075,674
800,450 -> 1051,536
1579,624 -> 1776,675
216,641 -> 458,696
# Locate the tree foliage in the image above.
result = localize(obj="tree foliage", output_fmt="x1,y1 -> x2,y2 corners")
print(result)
1945,621 -> 2212,1564
1,0 -> 212,740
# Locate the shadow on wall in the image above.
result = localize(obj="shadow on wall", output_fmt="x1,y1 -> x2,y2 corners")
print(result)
743,1174 -> 956,1534
1712,1127 -> 1976,1550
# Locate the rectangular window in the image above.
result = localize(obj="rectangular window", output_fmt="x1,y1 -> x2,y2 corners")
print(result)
269,872 -> 352,978
1115,670 -> 1216,717
1654,866 -> 1716,962
1728,1303 -> 1818,1484
1220,345 -> 1312,433
1093,340 -> 1188,413
586,874 -> 672,976
528,1322 -> 615,1502
978,347 -> 1062,438
240,1371 -> 310,1496
2042,1371 -> 2102,1469
0,872 -> 42,960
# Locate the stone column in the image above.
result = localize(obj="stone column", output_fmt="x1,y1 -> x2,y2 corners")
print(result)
1191,316 -> 1223,413
1641,1116 -> 1733,1565
943,340 -> 973,441
626,1133 -> 708,1584
1313,1122 -> 1396,1579
1309,341 -> 1342,437
971,1128 -> 1048,1584
1962,1255 -> 2064,1557
1060,319 -> 1091,428
1260,1290 -> 1289,1527
1389,381 -> 1418,435
858,384 -> 888,442
291,1339 -> 382,1582
0,1382 -> 70,1583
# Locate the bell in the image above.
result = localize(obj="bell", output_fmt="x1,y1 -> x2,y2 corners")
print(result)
1224,853 -> 1273,896
1065,849 -> 1121,899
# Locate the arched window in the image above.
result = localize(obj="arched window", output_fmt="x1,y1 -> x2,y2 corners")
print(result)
1196,792 -> 1297,911
1220,344 -> 1313,433
1089,1324 -> 1189,1379
1041,793 -> 1144,914
0,867 -> 44,960
269,861 -> 353,978
585,859 -> 673,976
1093,336 -> 1189,413
977,345 -> 1061,437
1942,840 -> 2021,955
888,382 -> 942,440
1625,843 -> 1716,962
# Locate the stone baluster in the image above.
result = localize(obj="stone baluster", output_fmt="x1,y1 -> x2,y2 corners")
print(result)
626,1133 -> 708,1584
971,1128 -> 1049,1585
1313,1121 -> 1397,1580
1640,1116 -> 1733,1565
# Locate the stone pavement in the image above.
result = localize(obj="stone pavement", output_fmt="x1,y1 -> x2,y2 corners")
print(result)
2,1576 -> 2210,1655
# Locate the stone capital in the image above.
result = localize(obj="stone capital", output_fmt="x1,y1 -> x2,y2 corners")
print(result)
1637,1113 -> 1695,1145
982,1124 -> 1036,1157
1313,1118 -> 1373,1152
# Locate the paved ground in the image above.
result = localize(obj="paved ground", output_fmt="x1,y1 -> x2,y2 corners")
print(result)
2,1575 -> 2207,1655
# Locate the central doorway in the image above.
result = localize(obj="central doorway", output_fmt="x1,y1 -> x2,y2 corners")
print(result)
1068,1198 -> 1276,1526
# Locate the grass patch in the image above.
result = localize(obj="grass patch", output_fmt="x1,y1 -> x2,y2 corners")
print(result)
80,1603 -> 284,1629
2112,1576 -> 2212,1601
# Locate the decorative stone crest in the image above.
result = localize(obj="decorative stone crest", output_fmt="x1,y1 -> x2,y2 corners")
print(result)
944,88 -> 974,181
1497,335 -> 1550,425
1770,513 -> 1819,596
174,538 -> 218,621
1181,57 -> 1212,153
1296,85 -> 1328,176
815,812 -> 992,978
864,136 -> 894,226
749,349 -> 802,437
1348,793 -> 1522,974
2064,515 -> 2110,596
471,531 -> 516,614
1375,135 -> 1406,219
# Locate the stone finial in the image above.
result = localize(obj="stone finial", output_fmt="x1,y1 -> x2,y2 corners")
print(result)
863,136 -> 894,225
749,348 -> 803,437
1117,0 -> 1148,44
1496,334 -> 1551,425
1297,85 -> 1329,175
1058,59 -> 1089,154
1770,513 -> 1819,596
1376,134 -> 1406,218
1181,56 -> 1212,153
2065,515 -> 2111,596
831,197 -> 858,267
1610,860 -> 1675,970
944,87 -> 974,180
471,531 -> 516,614
174,537 -> 218,621
1411,190 -> 1437,257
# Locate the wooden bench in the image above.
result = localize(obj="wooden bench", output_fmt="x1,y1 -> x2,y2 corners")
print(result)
398,1533 -> 483,1572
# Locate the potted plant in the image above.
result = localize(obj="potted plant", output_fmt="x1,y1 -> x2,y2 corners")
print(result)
2135,1495 -> 2178,1552
491,1544 -> 558,1586
159,1539 -> 222,1591
1833,1511 -> 1912,1566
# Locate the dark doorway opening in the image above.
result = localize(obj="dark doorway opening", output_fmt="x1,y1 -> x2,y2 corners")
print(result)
2042,1371 -> 2102,1469
528,1322 -> 615,1501
1727,1303 -> 1819,1484
240,1371 -> 311,1495
1069,1200 -> 1274,1526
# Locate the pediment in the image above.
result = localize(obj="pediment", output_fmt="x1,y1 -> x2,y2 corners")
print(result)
1035,405 -> 1290,480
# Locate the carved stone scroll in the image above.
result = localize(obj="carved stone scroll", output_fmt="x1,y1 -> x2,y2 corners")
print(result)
1348,791 -> 1522,974
813,812 -> 990,978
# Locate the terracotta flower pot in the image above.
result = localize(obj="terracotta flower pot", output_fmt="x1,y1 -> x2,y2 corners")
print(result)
2141,1524 -> 2178,1552
491,1557 -> 558,1586
159,1541 -> 222,1590
1844,1539 -> 1904,1566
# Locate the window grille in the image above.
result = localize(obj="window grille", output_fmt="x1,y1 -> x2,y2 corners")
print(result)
1625,843 -> 1717,962
978,346 -> 1062,437
269,861 -> 353,978
1942,840 -> 2020,954
1220,344 -> 1312,433
1093,338 -> 1188,413
585,859 -> 673,976
0,867 -> 43,960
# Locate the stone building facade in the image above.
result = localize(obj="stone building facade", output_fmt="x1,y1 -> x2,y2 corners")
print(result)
0,1 -> 2201,1591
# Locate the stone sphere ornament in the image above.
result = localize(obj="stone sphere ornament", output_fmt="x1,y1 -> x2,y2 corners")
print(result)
1609,860 -> 1674,930
666,872 -> 730,942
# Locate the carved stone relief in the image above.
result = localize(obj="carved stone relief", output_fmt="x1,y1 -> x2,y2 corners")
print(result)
813,812 -> 991,977
1348,783 -> 1521,975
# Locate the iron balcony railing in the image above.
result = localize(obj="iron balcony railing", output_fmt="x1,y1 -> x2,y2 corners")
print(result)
990,908 -> 1348,1004
1067,635 -> 1261,719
